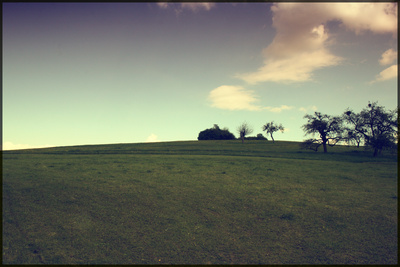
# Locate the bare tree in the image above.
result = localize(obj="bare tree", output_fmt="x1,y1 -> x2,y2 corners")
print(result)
262,121 -> 284,143
237,122 -> 253,143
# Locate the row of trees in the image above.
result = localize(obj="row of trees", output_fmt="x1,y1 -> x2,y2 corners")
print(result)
197,102 -> 397,157
301,102 -> 398,157
237,121 -> 285,143
198,122 -> 284,143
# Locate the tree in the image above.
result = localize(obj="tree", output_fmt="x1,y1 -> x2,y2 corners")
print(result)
237,122 -> 253,143
343,102 -> 398,156
198,124 -> 236,140
341,111 -> 364,147
344,130 -> 364,147
262,121 -> 284,143
301,112 -> 343,153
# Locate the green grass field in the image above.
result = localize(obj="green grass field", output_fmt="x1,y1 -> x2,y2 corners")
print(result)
2,140 -> 398,264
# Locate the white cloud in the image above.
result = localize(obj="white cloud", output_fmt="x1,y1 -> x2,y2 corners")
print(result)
157,3 -> 216,13
208,85 -> 262,111
329,3 -> 397,36
145,134 -> 160,143
236,2 -> 397,84
181,3 -> 215,12
299,105 -> 318,113
379,49 -> 397,66
263,105 -> 294,113
237,49 -> 342,84
208,85 -> 296,112
2,141 -> 53,150
370,64 -> 398,84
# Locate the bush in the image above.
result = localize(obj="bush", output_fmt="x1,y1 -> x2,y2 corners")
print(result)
198,125 -> 236,140
242,133 -> 268,141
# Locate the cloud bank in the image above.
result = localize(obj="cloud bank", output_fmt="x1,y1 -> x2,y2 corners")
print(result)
236,2 -> 398,84
208,3 -> 396,112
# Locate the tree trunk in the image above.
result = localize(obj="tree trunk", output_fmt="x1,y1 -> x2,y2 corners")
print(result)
241,137 -> 244,144
270,133 -> 274,143
322,142 -> 327,153
373,148 -> 378,157
321,135 -> 328,153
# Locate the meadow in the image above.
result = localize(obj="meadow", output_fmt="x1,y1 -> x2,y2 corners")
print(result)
2,140 -> 398,264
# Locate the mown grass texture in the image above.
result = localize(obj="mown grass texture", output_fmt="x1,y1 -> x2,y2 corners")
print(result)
2,140 -> 398,264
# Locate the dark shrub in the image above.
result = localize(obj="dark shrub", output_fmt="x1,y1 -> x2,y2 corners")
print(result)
198,125 -> 236,140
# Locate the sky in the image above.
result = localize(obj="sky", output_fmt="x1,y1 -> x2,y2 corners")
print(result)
2,2 -> 398,150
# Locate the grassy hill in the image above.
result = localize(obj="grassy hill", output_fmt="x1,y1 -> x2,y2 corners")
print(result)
2,140 -> 398,264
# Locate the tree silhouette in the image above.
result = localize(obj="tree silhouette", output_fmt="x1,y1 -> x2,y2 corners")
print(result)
343,102 -> 398,156
262,121 -> 284,143
237,122 -> 253,144
302,112 -> 343,153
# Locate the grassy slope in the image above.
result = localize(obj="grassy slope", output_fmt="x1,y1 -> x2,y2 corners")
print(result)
2,141 -> 398,264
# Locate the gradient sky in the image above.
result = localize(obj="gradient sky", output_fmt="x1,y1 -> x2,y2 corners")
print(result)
3,2 -> 398,150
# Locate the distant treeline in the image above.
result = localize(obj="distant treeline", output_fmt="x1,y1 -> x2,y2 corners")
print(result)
197,102 -> 398,157
198,124 -> 267,141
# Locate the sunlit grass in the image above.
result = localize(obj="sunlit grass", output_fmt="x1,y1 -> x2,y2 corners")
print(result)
2,141 -> 397,264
